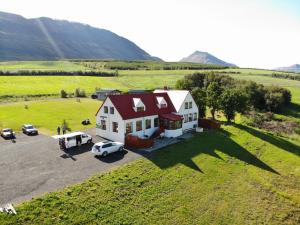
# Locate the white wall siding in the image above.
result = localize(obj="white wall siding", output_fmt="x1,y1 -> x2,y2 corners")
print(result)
165,129 -> 182,138
96,98 -> 125,143
178,92 -> 198,131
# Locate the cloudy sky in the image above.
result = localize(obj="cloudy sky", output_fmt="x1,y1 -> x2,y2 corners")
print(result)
1,0 -> 299,68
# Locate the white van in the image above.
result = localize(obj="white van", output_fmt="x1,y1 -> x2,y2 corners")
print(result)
59,132 -> 92,150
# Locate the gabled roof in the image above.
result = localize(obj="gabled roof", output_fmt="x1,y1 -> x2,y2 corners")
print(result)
106,93 -> 176,120
154,90 -> 189,112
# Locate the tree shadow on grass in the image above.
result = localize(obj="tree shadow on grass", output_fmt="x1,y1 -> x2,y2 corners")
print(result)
147,129 -> 279,175
234,124 -> 300,157
281,103 -> 300,119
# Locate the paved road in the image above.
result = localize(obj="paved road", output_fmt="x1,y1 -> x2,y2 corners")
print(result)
0,129 -> 142,205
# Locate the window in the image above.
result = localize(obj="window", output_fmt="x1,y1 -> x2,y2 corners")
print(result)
136,120 -> 142,131
154,117 -> 159,127
112,122 -> 118,133
101,120 -> 106,130
184,114 -> 188,123
189,102 -> 192,109
160,103 -> 167,108
168,120 -> 182,130
185,102 -> 189,109
104,106 -> 108,113
194,113 -> 198,121
145,119 -> 151,129
189,113 -> 193,122
102,143 -> 112,148
126,122 -> 133,134
110,107 -> 114,114
136,106 -> 145,112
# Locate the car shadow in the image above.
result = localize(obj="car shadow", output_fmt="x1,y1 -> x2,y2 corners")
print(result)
95,150 -> 128,163
60,142 -> 95,161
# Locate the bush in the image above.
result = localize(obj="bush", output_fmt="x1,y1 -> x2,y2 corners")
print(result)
74,88 -> 86,97
60,89 -> 68,98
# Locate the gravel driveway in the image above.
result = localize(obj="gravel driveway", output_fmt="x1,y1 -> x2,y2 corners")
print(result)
0,129 -> 142,205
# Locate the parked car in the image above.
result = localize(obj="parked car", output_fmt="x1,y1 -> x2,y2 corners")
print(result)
1,128 -> 15,139
22,124 -> 38,135
59,132 -> 92,150
91,141 -> 124,157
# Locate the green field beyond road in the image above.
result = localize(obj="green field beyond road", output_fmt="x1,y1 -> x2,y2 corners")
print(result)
0,99 -> 101,134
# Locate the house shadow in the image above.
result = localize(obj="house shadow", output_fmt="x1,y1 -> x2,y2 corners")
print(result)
233,124 -> 300,157
145,129 -> 279,175
60,142 -> 95,161
95,150 -> 128,163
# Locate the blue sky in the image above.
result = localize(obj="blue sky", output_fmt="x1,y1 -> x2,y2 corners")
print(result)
0,0 -> 299,68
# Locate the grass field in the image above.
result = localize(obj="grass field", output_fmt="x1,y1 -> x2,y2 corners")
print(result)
0,61 -> 87,71
0,99 -> 100,134
1,68 -> 300,100
0,124 -> 299,224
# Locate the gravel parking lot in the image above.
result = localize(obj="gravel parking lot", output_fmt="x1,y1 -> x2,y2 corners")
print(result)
0,129 -> 142,205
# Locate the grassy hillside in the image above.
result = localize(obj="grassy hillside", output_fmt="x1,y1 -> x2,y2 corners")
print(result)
0,99 -> 100,134
0,124 -> 299,224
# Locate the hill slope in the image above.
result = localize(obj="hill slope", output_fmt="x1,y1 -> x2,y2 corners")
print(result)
275,64 -> 300,73
0,11 -> 159,61
180,51 -> 236,67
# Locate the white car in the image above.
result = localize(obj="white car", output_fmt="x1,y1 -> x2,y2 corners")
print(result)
1,128 -> 15,139
91,141 -> 124,157
59,132 -> 92,150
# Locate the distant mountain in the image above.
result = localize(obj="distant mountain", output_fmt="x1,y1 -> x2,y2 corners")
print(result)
0,11 -> 160,61
180,51 -> 236,67
275,64 -> 300,73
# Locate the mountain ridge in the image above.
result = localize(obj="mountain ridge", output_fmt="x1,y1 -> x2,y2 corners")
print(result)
180,50 -> 236,67
0,11 -> 160,61
275,64 -> 300,73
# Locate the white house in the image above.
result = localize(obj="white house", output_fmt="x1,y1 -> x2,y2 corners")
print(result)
154,90 -> 199,131
95,91 -> 199,143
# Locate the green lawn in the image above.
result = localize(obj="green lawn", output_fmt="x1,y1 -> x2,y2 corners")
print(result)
0,124 -> 299,224
0,98 -> 101,134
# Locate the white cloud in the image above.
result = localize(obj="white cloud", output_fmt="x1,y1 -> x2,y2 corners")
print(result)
0,0 -> 299,68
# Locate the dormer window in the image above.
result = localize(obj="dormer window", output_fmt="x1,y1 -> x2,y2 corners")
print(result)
136,106 -> 145,112
156,96 -> 167,109
133,98 -> 146,112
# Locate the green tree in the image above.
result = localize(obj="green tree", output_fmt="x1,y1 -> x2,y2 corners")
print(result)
60,89 -> 68,98
219,88 -> 248,122
206,82 -> 222,120
191,87 -> 207,118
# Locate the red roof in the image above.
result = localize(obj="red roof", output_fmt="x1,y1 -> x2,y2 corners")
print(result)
103,93 -> 176,120
160,113 -> 183,121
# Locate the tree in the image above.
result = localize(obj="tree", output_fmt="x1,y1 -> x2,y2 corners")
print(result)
175,77 -> 194,90
219,88 -> 248,122
191,87 -> 207,118
206,82 -> 222,120
74,88 -> 86,97
241,81 -> 266,110
60,89 -> 68,98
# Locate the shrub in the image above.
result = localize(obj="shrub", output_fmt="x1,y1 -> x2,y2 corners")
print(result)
60,89 -> 68,98
74,88 -> 86,98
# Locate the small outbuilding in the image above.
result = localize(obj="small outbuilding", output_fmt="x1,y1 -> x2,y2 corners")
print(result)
91,89 -> 121,100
